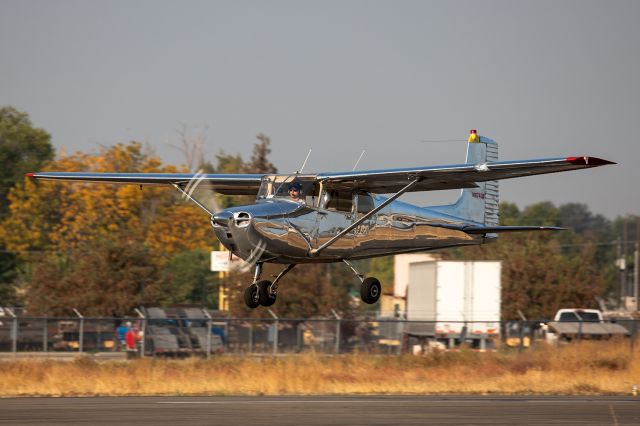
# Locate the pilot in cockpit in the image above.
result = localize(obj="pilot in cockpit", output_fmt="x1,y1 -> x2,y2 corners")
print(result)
288,182 -> 303,202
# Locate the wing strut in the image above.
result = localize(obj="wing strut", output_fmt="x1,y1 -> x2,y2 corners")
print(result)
172,183 -> 216,217
310,177 -> 422,256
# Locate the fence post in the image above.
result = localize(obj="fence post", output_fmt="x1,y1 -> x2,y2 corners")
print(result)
73,309 -> 84,353
7,308 -> 17,357
225,320 -> 230,354
202,308 -> 212,359
518,321 -> 524,352
43,317 -> 48,352
331,309 -> 341,354
134,308 -> 146,357
268,309 -> 278,355
528,321 -> 535,349
97,320 -> 102,352
577,320 -> 583,342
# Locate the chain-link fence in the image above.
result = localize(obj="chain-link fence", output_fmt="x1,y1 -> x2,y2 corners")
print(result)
1,309 -> 638,357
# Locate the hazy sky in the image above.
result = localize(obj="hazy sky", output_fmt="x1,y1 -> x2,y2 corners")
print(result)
2,0 -> 638,218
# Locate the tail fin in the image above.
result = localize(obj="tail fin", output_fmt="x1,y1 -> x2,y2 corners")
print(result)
431,130 -> 499,226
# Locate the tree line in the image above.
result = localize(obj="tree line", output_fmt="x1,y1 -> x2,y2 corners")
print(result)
0,106 -> 636,319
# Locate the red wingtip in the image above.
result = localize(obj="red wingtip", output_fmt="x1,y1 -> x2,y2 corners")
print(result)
566,156 -> 616,166
25,172 -> 35,177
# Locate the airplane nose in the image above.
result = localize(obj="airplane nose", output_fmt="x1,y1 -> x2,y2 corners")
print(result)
212,210 -> 233,227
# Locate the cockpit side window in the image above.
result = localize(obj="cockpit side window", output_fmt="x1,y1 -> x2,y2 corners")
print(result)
257,175 -> 317,206
325,190 -> 353,213
257,177 -> 274,199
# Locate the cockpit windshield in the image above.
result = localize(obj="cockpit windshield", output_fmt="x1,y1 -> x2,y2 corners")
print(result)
257,175 -> 318,206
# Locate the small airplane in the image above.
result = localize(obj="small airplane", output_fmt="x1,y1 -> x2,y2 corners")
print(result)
28,130 -> 614,308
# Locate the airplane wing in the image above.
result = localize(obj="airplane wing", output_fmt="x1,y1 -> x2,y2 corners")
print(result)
316,156 -> 614,193
28,156 -> 614,195
26,172 -> 264,195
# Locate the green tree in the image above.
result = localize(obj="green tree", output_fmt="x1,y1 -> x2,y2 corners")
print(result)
0,107 -> 54,305
367,257 -> 394,294
499,202 -> 521,225
212,150 -> 247,208
519,201 -> 559,227
0,106 -> 54,217
150,249 -> 218,308
558,203 -> 611,236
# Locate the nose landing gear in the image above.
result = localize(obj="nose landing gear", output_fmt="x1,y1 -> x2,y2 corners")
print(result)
257,280 -> 276,306
243,263 -> 296,309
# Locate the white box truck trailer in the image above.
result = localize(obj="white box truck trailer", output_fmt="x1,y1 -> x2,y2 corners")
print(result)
405,261 -> 501,348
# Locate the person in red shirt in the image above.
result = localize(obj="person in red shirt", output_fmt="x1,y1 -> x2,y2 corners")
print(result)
125,327 -> 137,358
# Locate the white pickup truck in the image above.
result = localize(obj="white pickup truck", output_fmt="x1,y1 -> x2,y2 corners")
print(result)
544,309 -> 629,343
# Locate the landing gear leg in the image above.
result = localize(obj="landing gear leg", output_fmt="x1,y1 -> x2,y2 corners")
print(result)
269,264 -> 296,299
342,259 -> 381,305
257,264 -> 296,307
243,263 -> 263,309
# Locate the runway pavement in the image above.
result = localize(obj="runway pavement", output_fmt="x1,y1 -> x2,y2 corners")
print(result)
0,395 -> 638,425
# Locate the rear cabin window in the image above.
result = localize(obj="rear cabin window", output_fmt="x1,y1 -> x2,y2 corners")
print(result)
325,191 -> 353,213
356,193 -> 374,215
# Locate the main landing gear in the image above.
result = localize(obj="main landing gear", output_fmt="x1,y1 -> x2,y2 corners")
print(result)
243,263 -> 296,309
343,259 -> 381,305
243,260 -> 381,308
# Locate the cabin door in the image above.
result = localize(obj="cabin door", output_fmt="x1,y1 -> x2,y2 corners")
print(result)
315,190 -> 355,255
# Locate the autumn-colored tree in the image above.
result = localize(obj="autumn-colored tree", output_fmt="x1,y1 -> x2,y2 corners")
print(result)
3,142 -> 215,254
1,142 -> 217,312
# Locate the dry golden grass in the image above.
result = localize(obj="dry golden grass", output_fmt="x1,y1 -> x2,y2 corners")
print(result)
1,340 -> 639,396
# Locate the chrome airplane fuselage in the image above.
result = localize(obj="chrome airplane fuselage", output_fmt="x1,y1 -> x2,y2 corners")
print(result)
212,196 -> 485,265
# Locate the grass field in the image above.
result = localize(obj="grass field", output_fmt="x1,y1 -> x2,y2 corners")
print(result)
1,340 -> 639,397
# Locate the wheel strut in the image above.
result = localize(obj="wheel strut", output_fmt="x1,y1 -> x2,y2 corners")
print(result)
270,264 -> 296,296
342,259 -> 364,283
252,262 -> 263,284
342,259 -> 381,305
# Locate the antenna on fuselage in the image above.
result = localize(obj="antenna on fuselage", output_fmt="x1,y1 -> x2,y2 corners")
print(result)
420,139 -> 466,143
352,150 -> 366,171
296,149 -> 312,174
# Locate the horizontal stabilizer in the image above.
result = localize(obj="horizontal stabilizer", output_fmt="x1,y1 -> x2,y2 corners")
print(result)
462,225 -> 567,234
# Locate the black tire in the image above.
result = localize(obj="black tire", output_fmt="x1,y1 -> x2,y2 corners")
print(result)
360,277 -> 381,304
257,280 -> 276,306
243,284 -> 259,309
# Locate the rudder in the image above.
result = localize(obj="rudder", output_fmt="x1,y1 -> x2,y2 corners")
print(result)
431,130 -> 499,226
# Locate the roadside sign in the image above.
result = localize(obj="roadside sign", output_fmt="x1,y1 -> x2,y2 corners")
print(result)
211,250 -> 243,272
211,251 -> 230,271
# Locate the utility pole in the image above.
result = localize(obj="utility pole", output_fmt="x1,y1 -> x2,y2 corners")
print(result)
635,220 -> 639,311
617,236 -> 623,309
623,220 -> 628,304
